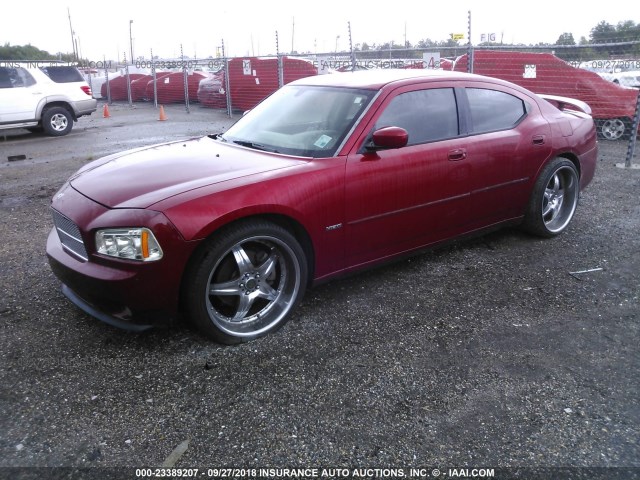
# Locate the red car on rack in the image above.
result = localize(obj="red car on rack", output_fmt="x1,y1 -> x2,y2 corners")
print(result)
197,57 -> 318,110
100,74 -> 145,101
130,73 -> 171,101
446,51 -> 639,140
145,71 -> 207,104
197,71 -> 227,108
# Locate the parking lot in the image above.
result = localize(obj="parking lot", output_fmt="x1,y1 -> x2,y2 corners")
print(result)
1,104 -> 639,478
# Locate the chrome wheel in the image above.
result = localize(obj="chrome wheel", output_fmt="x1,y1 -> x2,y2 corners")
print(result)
523,158 -> 580,238
600,118 -> 626,141
185,221 -> 307,344
542,166 -> 578,234
206,236 -> 300,336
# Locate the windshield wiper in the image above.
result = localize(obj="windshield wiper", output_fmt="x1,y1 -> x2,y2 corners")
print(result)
232,140 -> 279,153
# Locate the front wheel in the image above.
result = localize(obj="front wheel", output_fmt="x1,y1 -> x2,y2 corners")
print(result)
522,158 -> 580,238
42,106 -> 73,136
183,220 -> 308,344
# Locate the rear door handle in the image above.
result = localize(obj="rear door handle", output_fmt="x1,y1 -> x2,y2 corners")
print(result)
448,148 -> 467,161
532,134 -> 546,145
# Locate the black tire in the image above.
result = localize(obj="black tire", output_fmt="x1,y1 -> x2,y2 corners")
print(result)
42,106 -> 73,136
522,158 -> 580,238
183,220 -> 308,344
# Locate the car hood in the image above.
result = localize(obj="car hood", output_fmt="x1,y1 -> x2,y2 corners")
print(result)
69,136 -> 306,209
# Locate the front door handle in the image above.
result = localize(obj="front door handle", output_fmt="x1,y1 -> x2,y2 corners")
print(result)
448,148 -> 467,161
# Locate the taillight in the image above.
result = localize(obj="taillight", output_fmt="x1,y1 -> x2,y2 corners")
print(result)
81,85 -> 92,96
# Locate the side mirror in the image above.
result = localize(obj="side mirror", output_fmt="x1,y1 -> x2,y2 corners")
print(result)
366,126 -> 409,151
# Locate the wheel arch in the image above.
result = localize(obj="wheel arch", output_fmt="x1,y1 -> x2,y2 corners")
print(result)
531,152 -> 581,193
556,151 -> 581,179
39,101 -> 77,122
251,213 -> 316,283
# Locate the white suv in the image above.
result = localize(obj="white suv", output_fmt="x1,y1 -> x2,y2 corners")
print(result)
0,63 -> 97,136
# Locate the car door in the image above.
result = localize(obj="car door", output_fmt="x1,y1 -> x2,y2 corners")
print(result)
0,67 -> 41,123
344,84 -> 474,268
460,85 -> 553,224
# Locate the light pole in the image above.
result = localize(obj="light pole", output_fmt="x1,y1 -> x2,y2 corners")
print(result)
335,35 -> 340,55
129,20 -> 134,64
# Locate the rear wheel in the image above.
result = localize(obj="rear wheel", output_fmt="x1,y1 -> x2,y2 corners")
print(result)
42,106 -> 73,136
523,158 -> 579,238
183,220 -> 308,344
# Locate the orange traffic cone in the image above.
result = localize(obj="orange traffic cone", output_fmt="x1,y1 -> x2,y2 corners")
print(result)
158,105 -> 167,121
103,104 -> 110,118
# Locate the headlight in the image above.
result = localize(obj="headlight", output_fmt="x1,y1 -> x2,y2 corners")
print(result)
95,228 -> 163,262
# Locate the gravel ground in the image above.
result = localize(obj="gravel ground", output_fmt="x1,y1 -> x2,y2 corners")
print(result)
0,104 -> 639,479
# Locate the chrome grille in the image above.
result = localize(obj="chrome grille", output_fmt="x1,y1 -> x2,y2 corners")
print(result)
51,209 -> 88,261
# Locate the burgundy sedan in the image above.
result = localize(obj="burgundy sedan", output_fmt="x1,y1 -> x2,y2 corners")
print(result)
47,70 -> 597,344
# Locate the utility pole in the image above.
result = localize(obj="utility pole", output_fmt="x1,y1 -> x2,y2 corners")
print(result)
129,20 -> 134,64
404,22 -> 407,47
67,8 -> 77,61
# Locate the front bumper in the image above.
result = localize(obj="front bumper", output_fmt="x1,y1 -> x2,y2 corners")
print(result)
61,284 -> 153,331
47,227 -> 180,329
46,185 -> 198,330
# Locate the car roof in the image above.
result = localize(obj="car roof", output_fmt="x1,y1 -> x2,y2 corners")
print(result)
290,68 -> 495,90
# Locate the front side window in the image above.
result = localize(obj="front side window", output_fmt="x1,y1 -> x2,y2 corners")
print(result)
375,88 -> 459,145
467,88 -> 527,133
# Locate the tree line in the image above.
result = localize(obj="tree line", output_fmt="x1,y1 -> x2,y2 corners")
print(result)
0,43 -> 76,61
1,20 -> 638,61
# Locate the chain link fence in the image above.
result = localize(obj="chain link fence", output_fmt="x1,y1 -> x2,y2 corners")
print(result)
85,35 -> 639,164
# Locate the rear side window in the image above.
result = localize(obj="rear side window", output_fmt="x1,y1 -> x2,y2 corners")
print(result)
40,66 -> 84,83
375,88 -> 459,144
0,67 -> 36,88
466,88 -> 527,133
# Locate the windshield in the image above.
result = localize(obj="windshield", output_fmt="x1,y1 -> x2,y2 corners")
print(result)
221,85 -> 376,158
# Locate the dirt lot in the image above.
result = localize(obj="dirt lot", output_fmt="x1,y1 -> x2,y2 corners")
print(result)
1,104 -> 639,479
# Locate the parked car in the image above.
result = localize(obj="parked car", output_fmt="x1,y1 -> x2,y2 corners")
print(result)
47,69 -> 597,344
80,69 -> 108,99
610,65 -> 640,89
197,71 -> 227,108
446,51 -> 639,140
100,73 -> 146,101
579,60 -> 640,89
197,57 -> 317,110
145,71 -> 206,104
130,73 -> 171,101
0,64 -> 97,136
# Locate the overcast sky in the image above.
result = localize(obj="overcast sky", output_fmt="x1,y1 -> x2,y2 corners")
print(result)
2,0 -> 639,61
